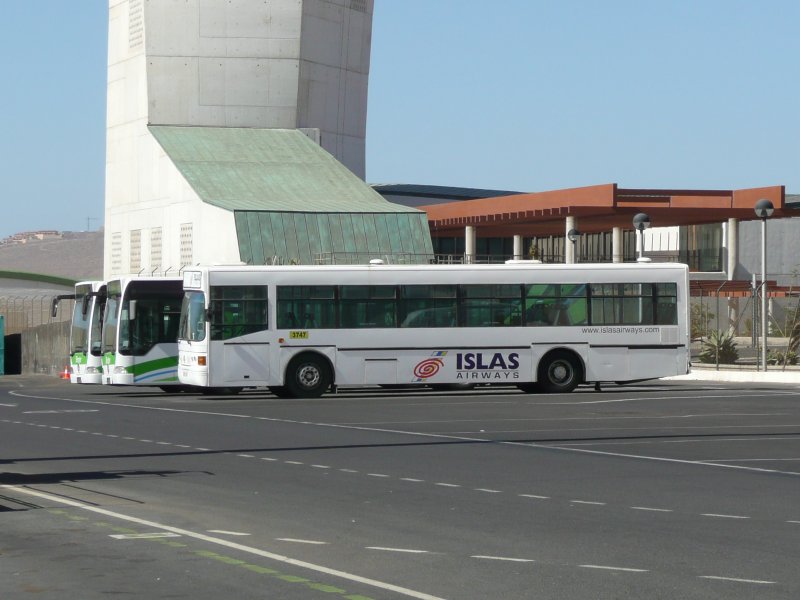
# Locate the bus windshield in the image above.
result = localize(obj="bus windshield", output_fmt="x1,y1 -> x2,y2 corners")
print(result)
70,296 -> 91,353
102,287 -> 121,354
179,291 -> 206,342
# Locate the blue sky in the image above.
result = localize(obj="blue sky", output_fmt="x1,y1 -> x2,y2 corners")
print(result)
0,1 -> 797,239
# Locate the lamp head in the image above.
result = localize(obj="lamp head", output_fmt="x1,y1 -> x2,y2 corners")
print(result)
754,199 -> 774,219
632,213 -> 651,231
567,228 -> 581,243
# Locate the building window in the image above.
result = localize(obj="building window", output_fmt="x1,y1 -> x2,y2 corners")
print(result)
111,232 -> 122,276
150,228 -> 162,272
129,230 -> 141,273
180,223 -> 193,267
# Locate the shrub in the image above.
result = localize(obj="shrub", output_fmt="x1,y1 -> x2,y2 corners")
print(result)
698,330 -> 739,364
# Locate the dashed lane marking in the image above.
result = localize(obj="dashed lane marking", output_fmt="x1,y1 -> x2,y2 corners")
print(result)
5,486 -> 447,600
277,538 -> 329,545
699,575 -> 775,584
701,514 -> 750,520
208,530 -> 252,536
366,547 -> 430,554
110,532 -> 182,540
471,555 -> 534,563
579,564 -> 649,573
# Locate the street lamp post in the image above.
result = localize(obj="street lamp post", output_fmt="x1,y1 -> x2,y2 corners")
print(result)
567,228 -> 581,263
754,199 -> 774,371
632,213 -> 651,262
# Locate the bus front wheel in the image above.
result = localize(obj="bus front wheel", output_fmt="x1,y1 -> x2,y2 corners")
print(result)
285,353 -> 332,398
536,351 -> 582,393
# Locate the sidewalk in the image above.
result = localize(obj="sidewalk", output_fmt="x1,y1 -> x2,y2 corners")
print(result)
667,363 -> 800,384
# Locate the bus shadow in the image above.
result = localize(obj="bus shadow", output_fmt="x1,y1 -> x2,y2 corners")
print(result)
0,468 -> 198,486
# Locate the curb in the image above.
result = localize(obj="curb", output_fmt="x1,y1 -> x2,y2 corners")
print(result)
666,369 -> 800,384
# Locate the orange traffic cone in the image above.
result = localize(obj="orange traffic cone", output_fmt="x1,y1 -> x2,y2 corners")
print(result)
60,366 -> 71,380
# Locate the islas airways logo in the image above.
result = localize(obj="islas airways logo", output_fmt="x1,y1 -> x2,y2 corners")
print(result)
413,351 -> 447,382
413,351 -> 521,382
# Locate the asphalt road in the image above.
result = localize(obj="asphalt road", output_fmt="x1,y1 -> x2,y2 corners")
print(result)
2,376 -> 800,599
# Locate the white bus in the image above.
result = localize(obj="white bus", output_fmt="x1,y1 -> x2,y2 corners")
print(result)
52,280 -> 107,384
101,276 -> 184,389
177,262 -> 689,397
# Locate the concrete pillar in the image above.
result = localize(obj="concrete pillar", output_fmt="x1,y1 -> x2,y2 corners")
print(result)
565,216 -> 576,264
465,225 -> 476,264
512,235 -> 523,260
612,227 -> 623,263
726,218 -> 738,279
726,218 -> 739,334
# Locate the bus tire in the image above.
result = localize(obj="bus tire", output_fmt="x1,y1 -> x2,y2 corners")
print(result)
284,353 -> 332,398
536,350 -> 582,393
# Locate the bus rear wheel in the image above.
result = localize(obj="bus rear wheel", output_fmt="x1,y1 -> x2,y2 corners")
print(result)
537,351 -> 582,393
285,353 -> 332,398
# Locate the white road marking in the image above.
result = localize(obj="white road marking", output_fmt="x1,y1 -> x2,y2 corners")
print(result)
368,473 -> 390,478
367,547 -> 429,554
277,538 -> 328,545
238,454 -> 255,458
0,403 -> 17,407
519,494 -> 549,500
787,520 -> 800,524
571,500 -> 606,506
631,506 -> 673,513
339,468 -> 359,473
512,443 -> 800,477
471,555 -> 534,563
699,575 -> 775,584
474,488 -> 502,493
260,457 -> 278,462
312,464 -> 331,469
23,409 -> 98,414
6,486 -> 447,600
579,564 -> 649,573
435,483 -> 460,488
110,532 -> 182,540
208,530 -> 251,536
285,461 -> 304,465
400,478 -> 424,482
701,513 -> 750,519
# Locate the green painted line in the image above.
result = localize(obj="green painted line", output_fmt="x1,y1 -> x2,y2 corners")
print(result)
241,564 -> 279,575
278,575 -> 310,583
308,583 -> 347,594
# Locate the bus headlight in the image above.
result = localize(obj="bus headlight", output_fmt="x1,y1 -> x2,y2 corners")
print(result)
113,366 -> 128,375
86,366 -> 100,374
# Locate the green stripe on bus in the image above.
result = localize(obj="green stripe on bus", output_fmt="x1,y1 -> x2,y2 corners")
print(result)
131,356 -> 179,377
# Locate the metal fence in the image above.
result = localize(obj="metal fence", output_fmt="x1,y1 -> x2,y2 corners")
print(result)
691,273 -> 800,369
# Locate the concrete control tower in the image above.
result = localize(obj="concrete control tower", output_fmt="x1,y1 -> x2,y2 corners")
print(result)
105,0 -> 431,278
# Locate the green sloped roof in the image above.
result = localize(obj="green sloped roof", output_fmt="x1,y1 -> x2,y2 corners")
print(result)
148,126 -> 419,214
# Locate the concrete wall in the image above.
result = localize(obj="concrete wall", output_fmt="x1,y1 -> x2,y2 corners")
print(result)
104,0 -> 374,280
22,321 -> 70,377
736,217 -> 800,286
